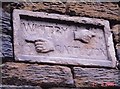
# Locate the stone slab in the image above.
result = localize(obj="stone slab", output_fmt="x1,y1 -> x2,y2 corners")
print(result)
13,9 -> 117,68
2,62 -> 74,88
73,67 -> 120,88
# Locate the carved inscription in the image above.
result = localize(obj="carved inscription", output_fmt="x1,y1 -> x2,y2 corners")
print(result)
20,19 -> 108,60
13,10 -> 117,67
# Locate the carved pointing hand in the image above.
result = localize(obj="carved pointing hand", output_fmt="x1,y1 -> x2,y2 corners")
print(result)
74,29 -> 96,43
25,36 -> 54,53
34,38 -> 54,53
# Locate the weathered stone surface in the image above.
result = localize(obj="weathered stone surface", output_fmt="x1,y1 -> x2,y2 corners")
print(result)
2,62 -> 74,88
66,2 -> 119,21
23,2 -> 66,14
49,87 -> 120,89
2,2 -> 119,62
112,25 -> 120,44
0,85 -> 42,89
13,9 -> 117,68
0,8 -> 13,58
0,34 -> 13,58
8,2 -> 120,21
49,87 -> 81,89
0,64 -> 2,85
116,44 -> 120,64
73,67 -> 120,88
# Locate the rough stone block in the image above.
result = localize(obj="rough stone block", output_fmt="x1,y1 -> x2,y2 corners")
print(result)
73,67 -> 120,88
0,34 -> 13,58
112,25 -> 120,43
116,44 -> 120,61
0,8 -> 13,58
23,2 -> 66,13
10,2 -> 119,21
2,62 -> 74,88
66,2 -> 119,21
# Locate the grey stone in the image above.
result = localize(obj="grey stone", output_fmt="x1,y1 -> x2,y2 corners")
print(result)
0,8 -> 12,34
0,34 -> 13,58
0,8 -> 13,58
13,9 -> 117,68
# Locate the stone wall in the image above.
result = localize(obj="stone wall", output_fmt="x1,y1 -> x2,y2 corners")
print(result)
2,62 -> 120,89
1,1 -> 120,89
2,1 -> 120,61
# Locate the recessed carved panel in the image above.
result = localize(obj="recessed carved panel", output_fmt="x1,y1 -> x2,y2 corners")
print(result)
13,9 -> 117,67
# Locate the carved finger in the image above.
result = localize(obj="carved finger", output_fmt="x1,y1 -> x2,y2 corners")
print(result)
82,36 -> 91,43
36,47 -> 43,52
35,41 -> 44,46
41,49 -> 50,53
35,38 -> 48,42
36,47 -> 43,50
35,45 -> 44,48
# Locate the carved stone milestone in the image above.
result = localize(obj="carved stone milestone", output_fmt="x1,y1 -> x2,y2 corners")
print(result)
13,9 -> 117,67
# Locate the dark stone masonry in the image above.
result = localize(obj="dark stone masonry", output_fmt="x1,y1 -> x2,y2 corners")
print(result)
1,1 -> 120,89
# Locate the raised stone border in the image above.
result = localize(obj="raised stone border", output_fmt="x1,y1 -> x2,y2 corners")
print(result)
13,9 -> 117,68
